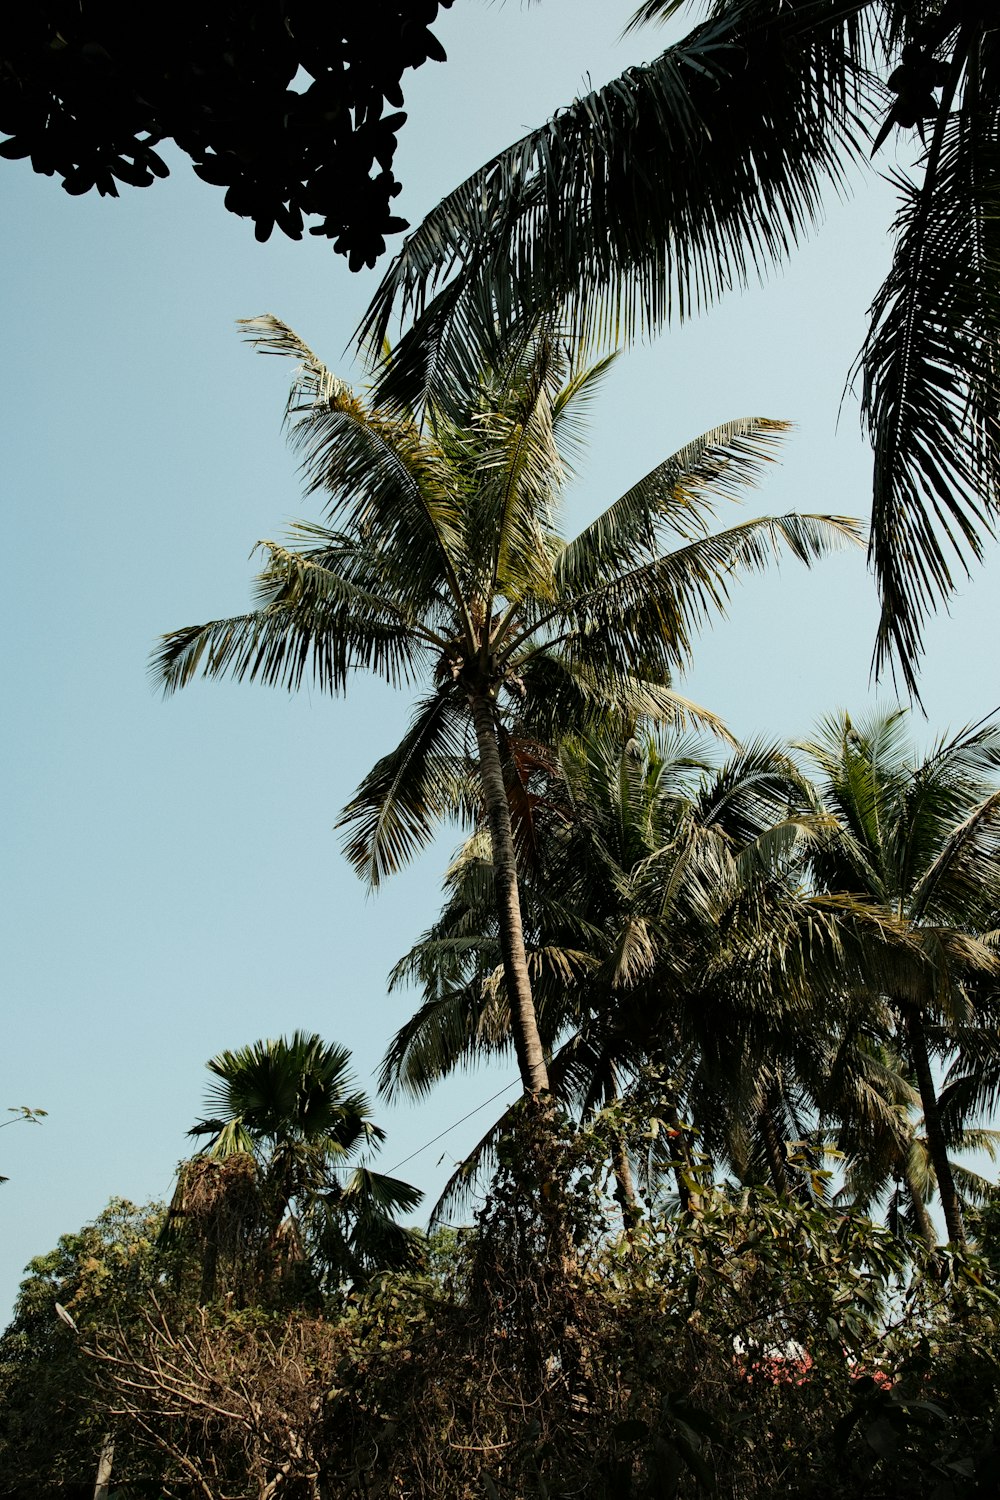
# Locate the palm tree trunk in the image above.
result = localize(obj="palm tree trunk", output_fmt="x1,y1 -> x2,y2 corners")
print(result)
471,691 -> 549,1095
904,1164 -> 937,1254
758,1095 -> 791,1197
905,1009 -> 966,1247
662,1097 -> 701,1216
602,1068 -> 639,1226
609,1130 -> 639,1226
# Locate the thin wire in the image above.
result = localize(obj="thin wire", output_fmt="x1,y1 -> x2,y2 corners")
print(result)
385,1077 -> 521,1174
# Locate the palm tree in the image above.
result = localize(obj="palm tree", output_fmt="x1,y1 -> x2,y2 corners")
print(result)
360,0 -> 1000,697
797,708 -> 1000,1245
385,726 -> 907,1218
172,1032 -> 422,1298
154,315 -> 860,1103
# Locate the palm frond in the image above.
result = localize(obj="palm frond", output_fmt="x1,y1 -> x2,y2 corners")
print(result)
378,983 -> 511,1100
238,315 -> 350,421
151,596 -> 425,698
564,512 -> 863,678
337,692 -> 474,886
241,315 -> 473,621
556,418 -> 791,596
339,1166 -> 424,1217
549,350 -> 620,478
426,1103 -> 520,1226
910,788 -> 1000,926
515,651 -> 730,742
359,0 -> 870,410
861,98 -> 1000,695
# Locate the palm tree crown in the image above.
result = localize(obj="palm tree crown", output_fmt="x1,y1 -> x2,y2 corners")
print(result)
153,315 -> 860,1100
179,1032 -> 422,1295
797,708 -> 1000,1243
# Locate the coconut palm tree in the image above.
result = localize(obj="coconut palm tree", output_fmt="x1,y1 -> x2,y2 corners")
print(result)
153,315 -> 860,1103
797,708 -> 1000,1245
361,0 -> 1000,697
172,1032 -> 422,1298
385,726 -> 910,1218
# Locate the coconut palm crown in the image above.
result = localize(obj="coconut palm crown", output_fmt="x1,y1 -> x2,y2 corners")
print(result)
153,315 -> 861,1098
797,707 -> 1000,1244
361,0 -> 1000,698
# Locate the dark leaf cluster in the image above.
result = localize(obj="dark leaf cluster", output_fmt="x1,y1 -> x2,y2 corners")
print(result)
0,0 -> 454,268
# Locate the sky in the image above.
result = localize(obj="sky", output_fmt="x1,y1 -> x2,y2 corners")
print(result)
2,1 -> 999,1319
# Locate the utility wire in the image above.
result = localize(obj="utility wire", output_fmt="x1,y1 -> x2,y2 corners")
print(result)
386,1077 -> 521,1174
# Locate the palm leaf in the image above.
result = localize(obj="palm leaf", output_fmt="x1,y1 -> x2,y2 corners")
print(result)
152,596 -> 424,697
564,512 -> 863,676
556,418 -> 791,596
861,92 -> 1000,694
238,314 -> 349,421
337,692 -> 473,886
514,651 -> 730,741
241,315 -> 472,622
359,0 -> 870,410
379,982 -> 512,1101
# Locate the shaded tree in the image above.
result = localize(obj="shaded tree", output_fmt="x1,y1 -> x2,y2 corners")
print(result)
0,1198 -> 182,1499
384,727 -> 913,1218
169,1032 -> 423,1302
798,707 -> 1000,1245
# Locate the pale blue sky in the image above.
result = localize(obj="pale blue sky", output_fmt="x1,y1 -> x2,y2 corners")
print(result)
2,1 -> 997,1317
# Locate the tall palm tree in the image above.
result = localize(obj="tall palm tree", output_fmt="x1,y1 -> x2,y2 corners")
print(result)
175,1032 -> 422,1296
361,0 -> 1000,697
385,727 -> 907,1217
153,315 -> 860,1102
797,708 -> 1000,1245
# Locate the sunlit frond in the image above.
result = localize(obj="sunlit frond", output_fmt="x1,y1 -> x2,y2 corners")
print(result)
556,418 -> 792,596
564,512 -> 863,679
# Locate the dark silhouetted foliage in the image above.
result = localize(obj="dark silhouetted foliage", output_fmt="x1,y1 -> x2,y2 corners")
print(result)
0,1 -> 454,268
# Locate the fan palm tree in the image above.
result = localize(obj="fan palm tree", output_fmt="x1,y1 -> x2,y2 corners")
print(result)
361,0 -> 1000,697
175,1032 -> 422,1297
797,707 -> 1000,1245
153,315 -> 860,1103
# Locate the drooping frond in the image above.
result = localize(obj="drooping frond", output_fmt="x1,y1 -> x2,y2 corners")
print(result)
861,77 -> 1000,694
238,315 -> 349,422
563,511 -> 863,678
910,789 -> 1000,928
338,1166 -> 425,1218
359,0 -> 870,409
152,594 -> 425,698
514,651 -> 730,742
337,692 -> 474,886
692,738 -> 805,843
378,983 -> 511,1100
